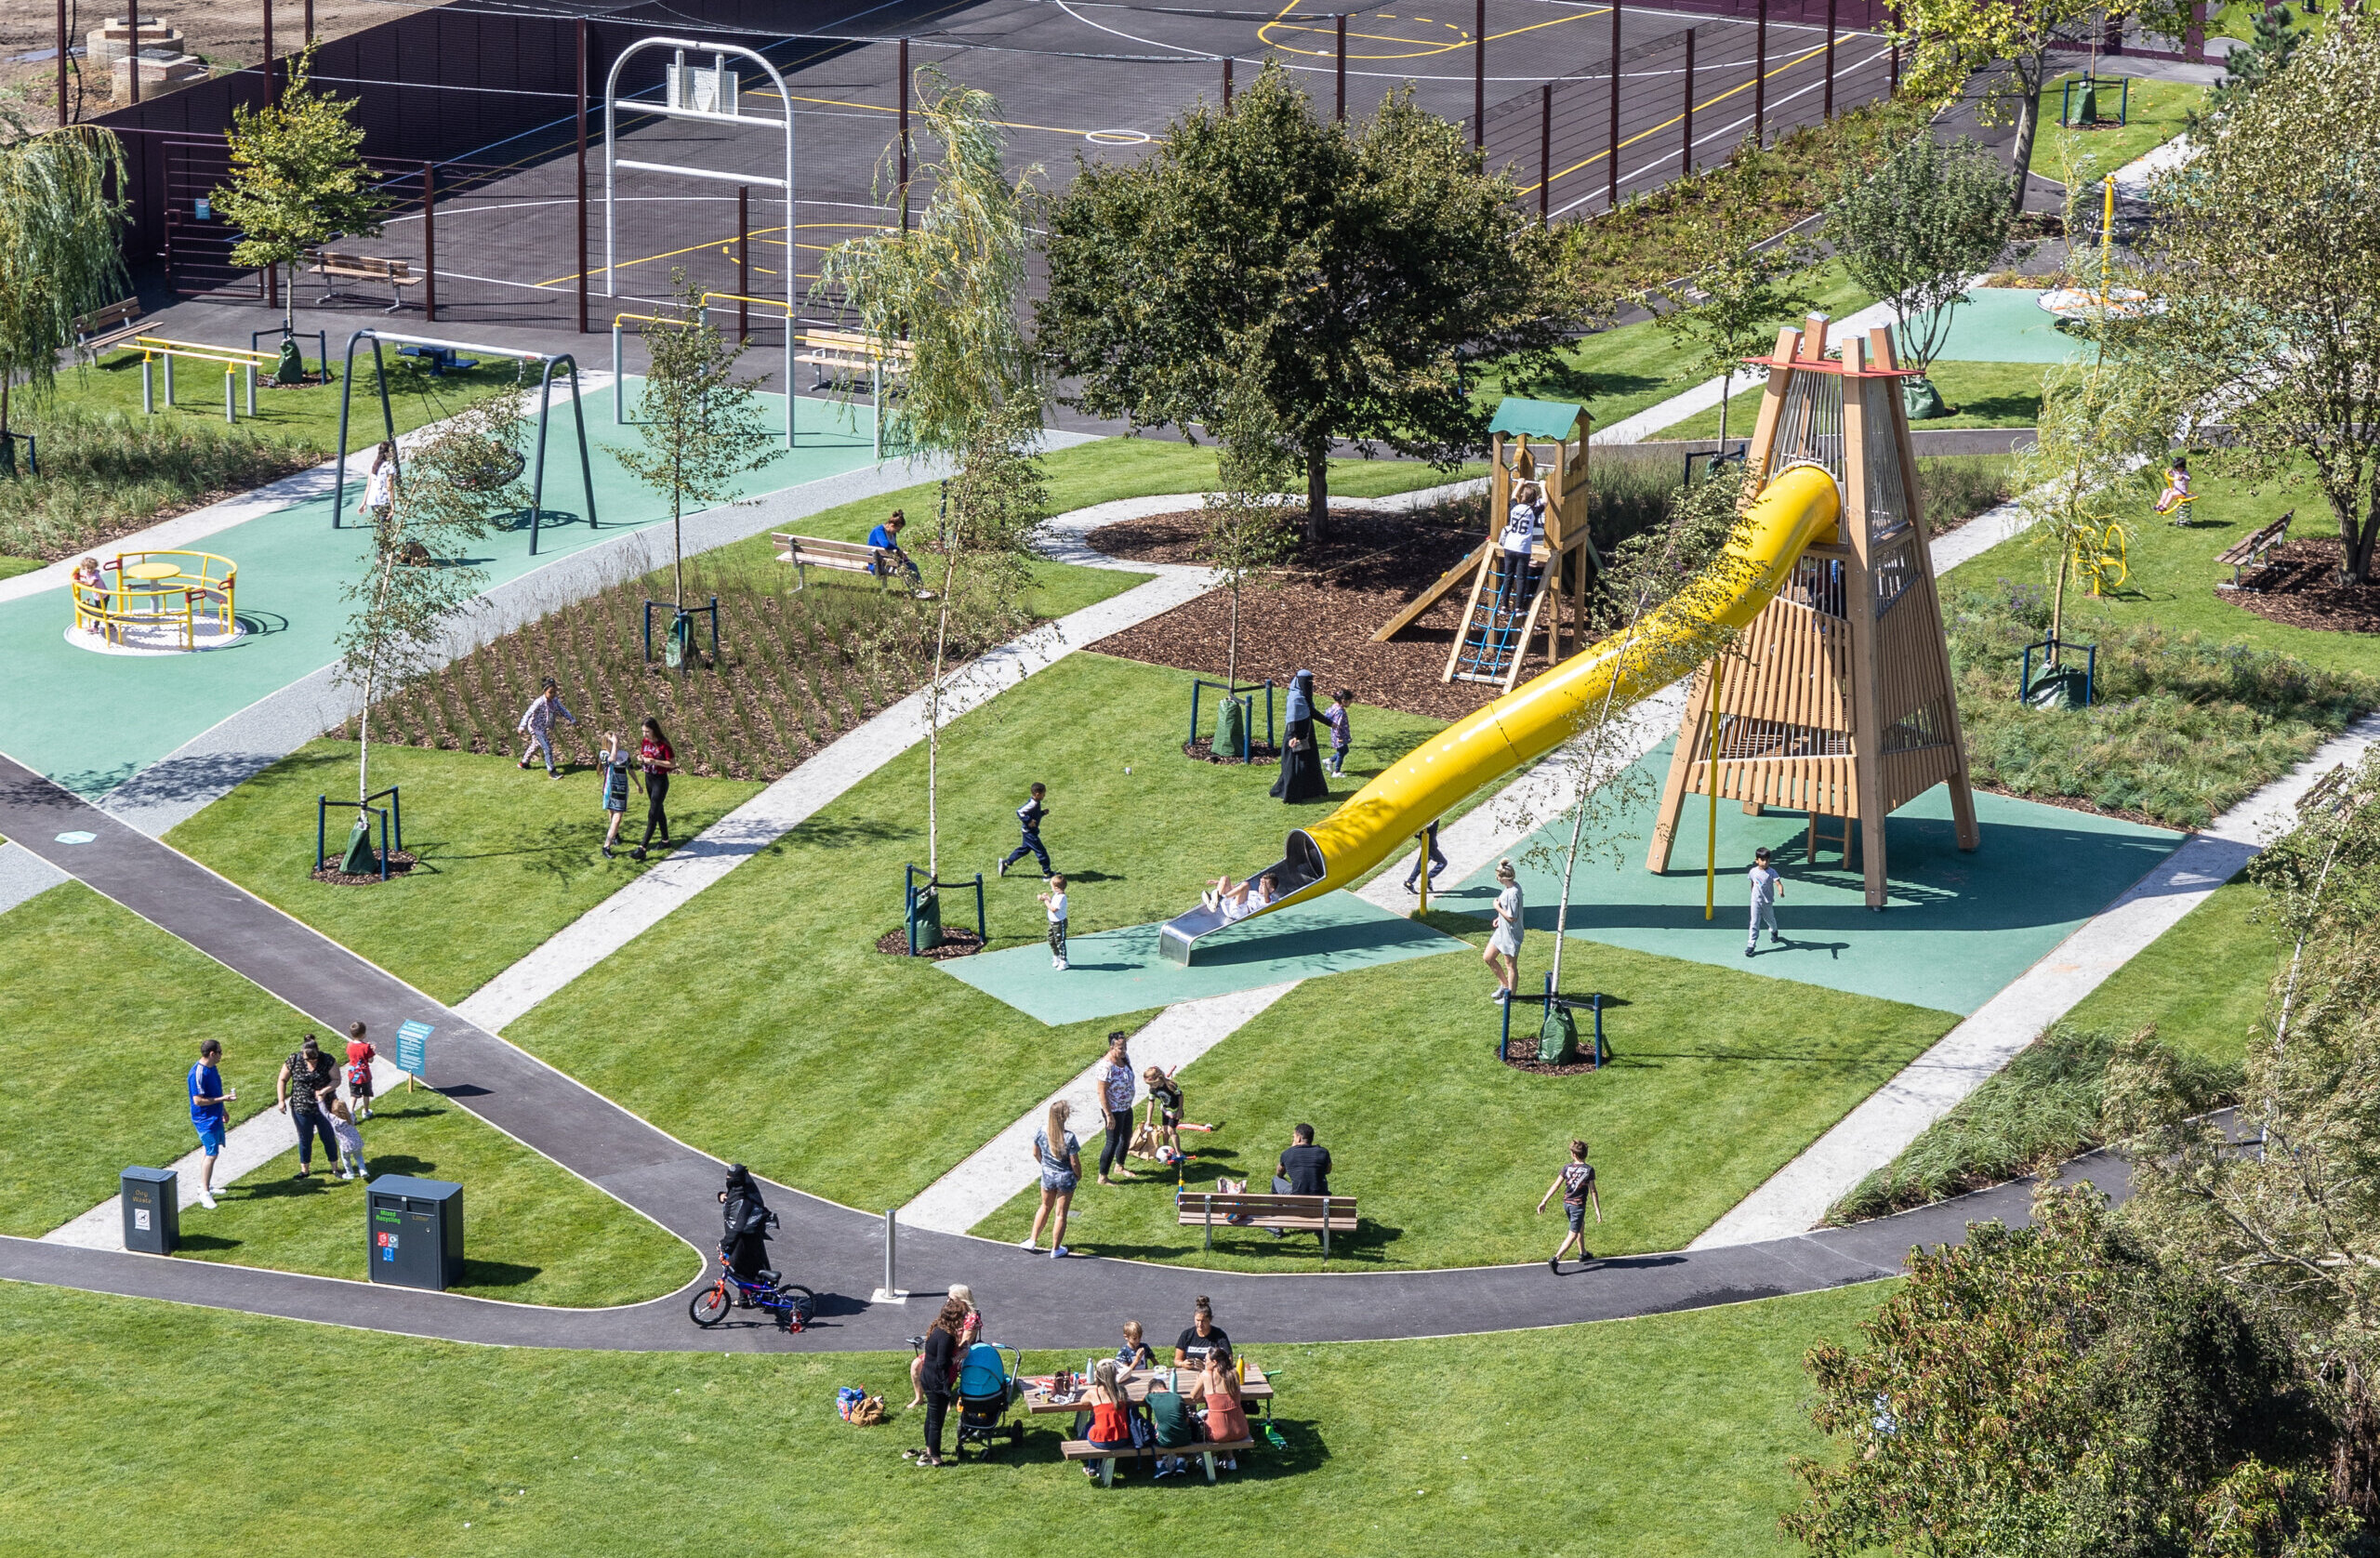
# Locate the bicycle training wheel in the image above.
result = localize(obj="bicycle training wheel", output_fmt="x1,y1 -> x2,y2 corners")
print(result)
781,1285 -> 816,1330
689,1282 -> 732,1327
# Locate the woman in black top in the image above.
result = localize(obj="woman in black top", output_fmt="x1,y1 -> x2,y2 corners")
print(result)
1270,670 -> 1329,803
1173,1294 -> 1231,1368
916,1296 -> 972,1467
276,1036 -> 340,1179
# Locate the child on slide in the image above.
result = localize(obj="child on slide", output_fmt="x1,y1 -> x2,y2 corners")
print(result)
1200,871 -> 1278,922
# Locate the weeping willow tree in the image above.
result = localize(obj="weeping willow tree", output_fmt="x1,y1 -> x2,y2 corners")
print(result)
813,66 -> 1045,893
0,118 -> 127,474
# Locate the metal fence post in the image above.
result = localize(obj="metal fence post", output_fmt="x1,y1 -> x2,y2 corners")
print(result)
1540,83 -> 1552,221
1336,13 -> 1347,121
1824,0 -> 1838,117
1681,28 -> 1695,178
1223,54 -> 1233,108
737,185 -> 749,345
576,16 -> 588,334
420,162 -> 437,323
1473,0 -> 1485,145
1606,0 -> 1621,212
1754,0 -> 1767,144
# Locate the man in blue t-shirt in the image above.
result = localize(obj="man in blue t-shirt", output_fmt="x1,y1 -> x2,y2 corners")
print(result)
187,1038 -> 234,1210
866,510 -> 923,586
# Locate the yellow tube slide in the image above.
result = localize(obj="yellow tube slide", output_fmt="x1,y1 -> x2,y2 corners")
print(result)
1270,463 -> 1844,914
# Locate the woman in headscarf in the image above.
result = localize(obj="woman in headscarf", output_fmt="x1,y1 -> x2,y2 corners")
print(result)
1270,669 -> 1329,803
718,1163 -> 774,1297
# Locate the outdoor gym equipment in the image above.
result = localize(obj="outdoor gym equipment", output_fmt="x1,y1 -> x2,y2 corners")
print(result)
604,38 -> 796,448
133,337 -> 262,422
1157,313 -> 1982,964
69,548 -> 238,652
1373,397 -> 1603,693
330,330 -> 600,559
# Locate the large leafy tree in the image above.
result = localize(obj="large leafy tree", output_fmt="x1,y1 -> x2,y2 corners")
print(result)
815,66 -> 1046,886
214,46 -> 384,337
1040,62 -> 1570,542
1786,1186 -> 2351,1558
0,116 -> 126,471
2119,14 -> 2380,584
1825,135 -> 2016,377
1888,0 -> 2129,215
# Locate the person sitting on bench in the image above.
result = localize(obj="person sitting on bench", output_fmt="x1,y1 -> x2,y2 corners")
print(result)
2154,455 -> 2192,521
1080,1358 -> 1136,1474
1200,870 -> 1278,922
1195,1346 -> 1250,1469
866,510 -> 923,583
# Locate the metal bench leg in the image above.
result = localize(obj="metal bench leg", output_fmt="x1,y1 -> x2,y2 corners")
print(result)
1101,1457 -> 1116,1488
1204,1204 -> 1213,1251
1200,1450 -> 1217,1483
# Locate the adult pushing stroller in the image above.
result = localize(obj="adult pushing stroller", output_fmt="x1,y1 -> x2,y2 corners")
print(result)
952,1340 -> 1026,1461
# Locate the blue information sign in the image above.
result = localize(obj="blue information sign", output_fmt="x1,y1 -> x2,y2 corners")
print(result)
394,1020 -> 433,1077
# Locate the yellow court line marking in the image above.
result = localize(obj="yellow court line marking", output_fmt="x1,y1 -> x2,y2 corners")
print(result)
1260,1 -> 1607,59
1522,41 -> 1828,194
538,220 -> 888,287
742,86 -> 1101,139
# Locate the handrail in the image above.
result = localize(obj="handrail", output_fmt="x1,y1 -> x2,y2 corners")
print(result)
71,548 -> 238,652
131,335 -> 275,364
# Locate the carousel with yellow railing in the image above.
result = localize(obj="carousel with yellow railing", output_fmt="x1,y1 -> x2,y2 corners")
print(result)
69,548 -> 243,654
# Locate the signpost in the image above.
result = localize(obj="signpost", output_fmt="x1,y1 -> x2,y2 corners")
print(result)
394,1020 -> 433,1091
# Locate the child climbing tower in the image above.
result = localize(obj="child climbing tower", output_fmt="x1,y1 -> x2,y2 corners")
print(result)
1371,397 -> 1601,691
1645,314 -> 1978,908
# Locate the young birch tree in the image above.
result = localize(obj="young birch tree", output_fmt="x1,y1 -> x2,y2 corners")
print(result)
336,394 -> 529,812
1197,331 -> 1301,722
615,270 -> 778,625
1505,470 -> 1764,1000
213,46 -> 383,344
814,66 -> 1045,884
0,117 -> 126,473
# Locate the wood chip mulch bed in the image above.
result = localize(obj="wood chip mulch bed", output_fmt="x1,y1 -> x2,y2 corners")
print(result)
874,927 -> 986,959
1501,1031 -> 1610,1076
1182,737 -> 1280,766
1089,507 -> 1561,722
2222,539 -> 2380,636
311,851 -> 419,885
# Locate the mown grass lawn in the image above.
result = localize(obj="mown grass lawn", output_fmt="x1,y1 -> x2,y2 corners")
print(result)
0,1279 -> 1885,1557
972,930 -> 1953,1269
0,880 -> 700,1301
505,652 -> 1451,1213
175,1086 -> 696,1306
2030,75 -> 2208,187
1654,360 -> 2047,442
165,742 -> 766,1008
73,344 -> 518,451
2063,873 -> 2278,1067
1943,465 -> 2380,680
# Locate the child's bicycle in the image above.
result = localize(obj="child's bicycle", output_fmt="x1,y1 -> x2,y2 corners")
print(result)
690,1247 -> 816,1332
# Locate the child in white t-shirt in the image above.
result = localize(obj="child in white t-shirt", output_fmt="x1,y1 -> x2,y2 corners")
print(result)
1039,875 -> 1069,970
1747,847 -> 1783,957
326,1095 -> 369,1181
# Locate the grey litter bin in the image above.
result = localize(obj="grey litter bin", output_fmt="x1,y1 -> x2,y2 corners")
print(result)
121,1166 -> 178,1255
365,1175 -> 463,1290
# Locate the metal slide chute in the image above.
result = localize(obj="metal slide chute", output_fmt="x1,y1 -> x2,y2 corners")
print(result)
1156,464 -> 1844,965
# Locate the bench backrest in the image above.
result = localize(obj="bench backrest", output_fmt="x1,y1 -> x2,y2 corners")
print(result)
1180,1192 -> 1356,1220
74,298 -> 140,335
316,250 -> 410,277
2221,511 -> 2293,560
772,532 -> 882,561
797,328 -> 916,360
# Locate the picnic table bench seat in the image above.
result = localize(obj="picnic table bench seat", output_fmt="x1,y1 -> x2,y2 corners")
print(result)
794,327 -> 914,390
1177,1191 -> 1357,1256
770,532 -> 904,589
1061,1435 -> 1255,1487
307,249 -> 423,311
2216,509 -> 2294,589
73,297 -> 145,363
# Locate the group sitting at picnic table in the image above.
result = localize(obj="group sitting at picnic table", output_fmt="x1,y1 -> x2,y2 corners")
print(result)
1063,1297 -> 1253,1479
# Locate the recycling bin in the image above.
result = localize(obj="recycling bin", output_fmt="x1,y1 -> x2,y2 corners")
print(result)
121,1166 -> 178,1255
365,1175 -> 463,1290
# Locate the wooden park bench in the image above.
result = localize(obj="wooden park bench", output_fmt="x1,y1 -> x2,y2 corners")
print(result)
2215,509 -> 2294,589
73,297 -> 145,362
1177,1190 -> 1358,1257
793,327 -> 913,391
307,249 -> 423,311
1061,1434 -> 1256,1487
770,532 -> 908,591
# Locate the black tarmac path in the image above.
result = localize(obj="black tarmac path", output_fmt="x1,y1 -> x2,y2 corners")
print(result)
0,750 -> 2108,1353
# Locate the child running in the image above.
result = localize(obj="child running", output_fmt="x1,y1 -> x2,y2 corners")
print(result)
597,732 -> 641,859
1747,846 -> 1783,957
1322,690 -> 1354,777
326,1095 -> 370,1182
1039,875 -> 1070,970
998,782 -> 1052,878
1534,1139 -> 1604,1272
515,678 -> 577,776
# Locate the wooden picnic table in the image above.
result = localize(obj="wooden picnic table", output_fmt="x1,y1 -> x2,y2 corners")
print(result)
1020,1361 -> 1274,1418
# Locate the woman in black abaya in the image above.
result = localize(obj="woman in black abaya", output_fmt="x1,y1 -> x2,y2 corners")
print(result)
1271,669 -> 1329,802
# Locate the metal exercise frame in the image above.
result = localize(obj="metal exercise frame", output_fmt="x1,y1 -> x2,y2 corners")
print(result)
604,36 -> 797,448
331,330 -> 600,559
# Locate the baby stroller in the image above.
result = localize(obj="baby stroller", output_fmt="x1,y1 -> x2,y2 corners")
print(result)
952,1340 -> 1027,1462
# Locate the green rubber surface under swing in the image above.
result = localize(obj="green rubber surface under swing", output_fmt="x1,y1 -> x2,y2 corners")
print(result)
937,891 -> 1466,1026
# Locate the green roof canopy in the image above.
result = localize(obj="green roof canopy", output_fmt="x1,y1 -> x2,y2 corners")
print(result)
1488,397 -> 1587,441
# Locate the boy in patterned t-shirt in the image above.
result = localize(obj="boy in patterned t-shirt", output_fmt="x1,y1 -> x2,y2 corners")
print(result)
1535,1139 -> 1604,1272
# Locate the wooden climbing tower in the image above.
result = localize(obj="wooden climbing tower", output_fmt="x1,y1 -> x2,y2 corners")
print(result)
1372,397 -> 1601,691
1646,314 -> 1978,908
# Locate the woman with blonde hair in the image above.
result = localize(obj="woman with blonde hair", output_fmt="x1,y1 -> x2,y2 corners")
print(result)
1081,1357 -> 1135,1471
1022,1097 -> 1080,1258
1485,858 -> 1524,1003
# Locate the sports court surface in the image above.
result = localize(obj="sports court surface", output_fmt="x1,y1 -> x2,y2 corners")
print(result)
1443,740 -> 2183,1014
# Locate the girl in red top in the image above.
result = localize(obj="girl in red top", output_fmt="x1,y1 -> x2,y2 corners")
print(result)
344,1020 -> 377,1121
632,717 -> 677,861
1083,1358 -> 1135,1467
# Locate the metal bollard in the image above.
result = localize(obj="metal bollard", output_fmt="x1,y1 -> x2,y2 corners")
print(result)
163,353 -> 175,407
611,323 -> 624,423
245,363 -> 257,417
870,1208 -> 908,1302
224,365 -> 235,424
141,355 -> 153,415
